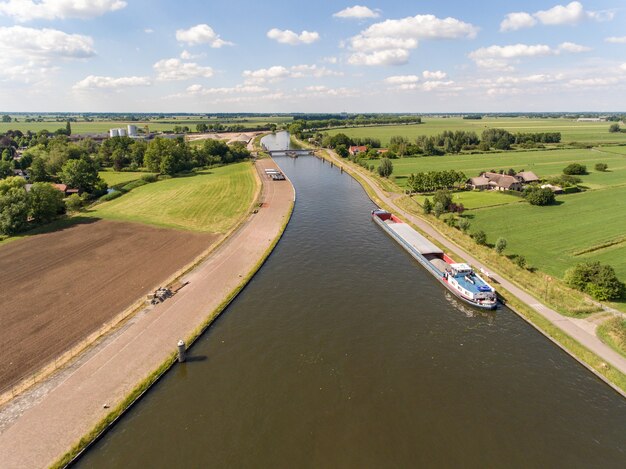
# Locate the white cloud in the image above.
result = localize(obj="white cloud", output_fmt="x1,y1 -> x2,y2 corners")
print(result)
422,70 -> 447,80
242,64 -> 342,83
621,63 -> 626,72
568,77 -> 620,87
180,50 -> 205,60
243,65 -> 290,83
153,58 -> 214,81
0,25 -> 95,59
183,84 -> 268,96
322,56 -> 338,64
267,28 -> 319,45
422,80 -> 455,91
0,0 -> 126,21
347,14 -> 477,66
500,12 -> 537,32
333,5 -> 380,19
500,2 -> 614,31
557,41 -> 591,53
606,36 -> 626,44
384,75 -> 419,84
144,28 -> 154,34
73,75 -> 151,90
348,49 -> 410,66
469,42 -> 588,69
176,24 -> 233,47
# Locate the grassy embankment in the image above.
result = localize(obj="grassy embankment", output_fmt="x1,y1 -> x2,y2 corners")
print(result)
326,117 -> 626,145
88,162 -> 257,233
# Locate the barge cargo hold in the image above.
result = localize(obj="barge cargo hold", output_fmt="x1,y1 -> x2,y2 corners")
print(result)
372,209 -> 497,310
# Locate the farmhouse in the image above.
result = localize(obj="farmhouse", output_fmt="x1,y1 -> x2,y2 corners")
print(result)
515,171 -> 539,183
348,145 -> 367,156
467,176 -> 490,190
481,172 -> 523,191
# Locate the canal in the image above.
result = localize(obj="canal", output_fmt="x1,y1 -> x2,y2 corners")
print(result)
77,133 -> 626,468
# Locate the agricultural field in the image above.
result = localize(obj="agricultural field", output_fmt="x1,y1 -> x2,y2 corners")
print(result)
0,219 -> 216,392
89,162 -> 257,233
383,147 -> 626,190
326,118 -> 626,145
0,115 -> 292,134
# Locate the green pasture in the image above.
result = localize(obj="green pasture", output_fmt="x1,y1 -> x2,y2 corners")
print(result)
0,116 -> 292,134
383,148 -> 626,190
412,190 -> 524,210
326,118 -> 626,145
89,162 -> 257,233
467,186 -> 626,280
98,170 -> 151,187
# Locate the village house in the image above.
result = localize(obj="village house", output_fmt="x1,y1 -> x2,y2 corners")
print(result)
467,176 -> 490,190
348,145 -> 367,156
515,171 -> 539,184
467,172 -> 524,191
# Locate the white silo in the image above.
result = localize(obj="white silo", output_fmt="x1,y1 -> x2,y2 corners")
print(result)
118,128 -> 127,137
128,125 -> 138,137
109,128 -> 119,138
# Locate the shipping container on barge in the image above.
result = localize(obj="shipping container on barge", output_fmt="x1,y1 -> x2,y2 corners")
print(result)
371,209 -> 497,310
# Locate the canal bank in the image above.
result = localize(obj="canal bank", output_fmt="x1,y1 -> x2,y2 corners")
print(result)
318,146 -> 626,397
76,135 -> 626,468
0,157 -> 295,469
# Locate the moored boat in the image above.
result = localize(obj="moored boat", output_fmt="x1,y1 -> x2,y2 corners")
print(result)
371,209 -> 497,310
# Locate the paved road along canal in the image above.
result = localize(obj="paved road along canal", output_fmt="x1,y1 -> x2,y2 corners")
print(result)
77,133 -> 626,468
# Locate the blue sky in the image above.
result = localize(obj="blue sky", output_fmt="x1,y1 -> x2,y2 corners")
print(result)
0,0 -> 624,112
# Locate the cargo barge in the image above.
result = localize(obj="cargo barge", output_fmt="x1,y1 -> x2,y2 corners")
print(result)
372,209 -> 497,310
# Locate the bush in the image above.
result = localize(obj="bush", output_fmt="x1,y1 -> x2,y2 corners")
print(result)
473,230 -> 487,246
515,255 -> 526,269
99,190 -> 122,202
432,190 -> 452,211
433,202 -> 445,218
495,237 -> 507,254
140,173 -> 158,183
565,261 -> 625,301
422,198 -> 432,214
609,123 -> 621,133
65,193 -> 83,212
457,217 -> 470,232
563,163 -> 587,175
594,163 -> 608,172
524,187 -> 555,206
122,179 -> 148,192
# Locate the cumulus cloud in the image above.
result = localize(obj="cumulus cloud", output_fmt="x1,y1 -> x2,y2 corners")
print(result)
422,80 -> 455,91
183,84 -> 268,96
469,42 -> 589,69
153,58 -> 214,81
422,70 -> 447,80
568,77 -> 620,87
73,75 -> 151,90
347,14 -> 477,66
242,64 -> 341,83
333,5 -> 380,19
0,25 -> 95,59
348,49 -> 410,66
500,2 -> 614,31
606,36 -> 626,44
384,75 -> 419,84
0,0 -> 126,21
176,24 -> 233,47
267,28 -> 319,45
500,12 -> 537,32
180,50 -> 205,60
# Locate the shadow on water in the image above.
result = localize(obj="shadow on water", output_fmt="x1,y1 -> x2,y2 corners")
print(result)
76,133 -> 626,469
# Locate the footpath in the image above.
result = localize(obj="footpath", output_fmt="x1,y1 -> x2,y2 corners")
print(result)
0,158 -> 294,469
324,149 -> 626,386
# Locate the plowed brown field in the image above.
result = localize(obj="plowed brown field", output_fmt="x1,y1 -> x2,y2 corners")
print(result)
0,219 -> 216,391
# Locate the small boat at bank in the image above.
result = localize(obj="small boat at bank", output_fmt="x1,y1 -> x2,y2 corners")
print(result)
371,209 -> 497,310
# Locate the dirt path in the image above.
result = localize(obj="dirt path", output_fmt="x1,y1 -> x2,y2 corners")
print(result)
0,158 -> 295,469
324,149 -> 626,383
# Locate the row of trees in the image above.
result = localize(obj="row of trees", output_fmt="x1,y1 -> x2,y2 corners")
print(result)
0,177 -> 65,235
406,170 -> 466,193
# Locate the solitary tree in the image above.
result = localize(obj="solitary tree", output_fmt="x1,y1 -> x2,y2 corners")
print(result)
473,230 -> 487,246
377,157 -> 393,178
609,123 -> 621,133
422,197 -> 433,214
595,162 -> 608,172
495,237 -> 507,254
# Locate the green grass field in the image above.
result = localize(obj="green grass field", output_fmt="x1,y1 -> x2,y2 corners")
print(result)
467,186 -> 626,280
89,162 -> 257,233
384,147 -> 626,190
98,170 -> 151,187
326,118 -> 626,145
0,116 -> 292,134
